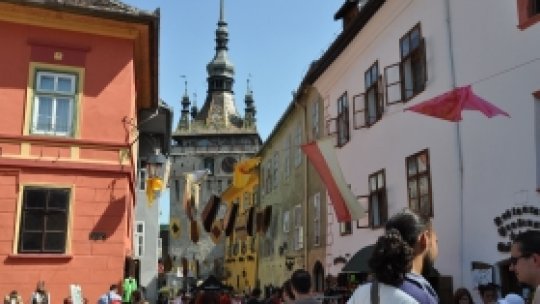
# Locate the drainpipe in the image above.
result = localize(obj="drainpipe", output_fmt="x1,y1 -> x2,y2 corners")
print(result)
444,0 -> 464,285
294,90 -> 309,272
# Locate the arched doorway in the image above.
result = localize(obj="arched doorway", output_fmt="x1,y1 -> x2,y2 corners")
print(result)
313,261 -> 325,292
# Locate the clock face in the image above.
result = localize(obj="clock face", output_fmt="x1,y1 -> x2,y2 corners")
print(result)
221,156 -> 237,173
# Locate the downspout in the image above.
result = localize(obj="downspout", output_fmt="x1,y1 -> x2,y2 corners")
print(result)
444,0 -> 464,285
294,91 -> 309,272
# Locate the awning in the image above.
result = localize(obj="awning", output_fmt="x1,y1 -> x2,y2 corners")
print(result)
302,137 -> 365,222
341,244 -> 375,273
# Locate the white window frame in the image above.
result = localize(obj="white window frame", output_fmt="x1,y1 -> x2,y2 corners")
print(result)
283,210 -> 290,233
32,71 -> 76,136
134,221 -> 145,257
313,193 -> 321,246
293,204 -> 303,250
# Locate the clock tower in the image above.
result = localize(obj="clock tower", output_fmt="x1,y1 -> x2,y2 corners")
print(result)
169,0 -> 261,282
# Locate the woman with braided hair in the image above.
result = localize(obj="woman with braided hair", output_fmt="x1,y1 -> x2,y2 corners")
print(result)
347,228 -> 418,303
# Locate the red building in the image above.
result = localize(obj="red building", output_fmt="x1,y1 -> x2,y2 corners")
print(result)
0,0 -> 160,301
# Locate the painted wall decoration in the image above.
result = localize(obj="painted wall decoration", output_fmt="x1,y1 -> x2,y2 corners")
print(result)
493,205 -> 540,252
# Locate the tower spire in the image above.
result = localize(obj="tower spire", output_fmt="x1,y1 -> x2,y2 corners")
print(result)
220,0 -> 225,23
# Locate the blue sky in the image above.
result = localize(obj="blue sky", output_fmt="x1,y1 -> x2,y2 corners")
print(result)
123,0 -> 344,223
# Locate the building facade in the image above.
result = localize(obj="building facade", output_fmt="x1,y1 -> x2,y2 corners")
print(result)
168,0 -> 261,285
134,102 -> 172,303
0,0 -> 159,301
305,0 -> 540,302
221,158 -> 260,293
256,84 -> 328,293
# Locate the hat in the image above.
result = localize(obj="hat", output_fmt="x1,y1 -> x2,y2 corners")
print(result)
497,293 -> 524,304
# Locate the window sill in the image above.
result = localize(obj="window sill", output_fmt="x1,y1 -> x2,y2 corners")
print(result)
518,14 -> 540,30
7,253 -> 72,260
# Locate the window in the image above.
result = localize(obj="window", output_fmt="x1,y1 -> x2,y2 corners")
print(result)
158,238 -> 162,258
368,170 -> 387,227
385,23 -> 427,104
406,150 -> 433,218
32,71 -> 77,136
273,152 -> 279,188
139,168 -> 147,191
337,92 -> 350,147
364,62 -> 384,126
203,157 -> 215,175
265,163 -> 272,194
293,205 -> 303,250
517,0 -> 540,29
283,210 -> 290,233
339,221 -> 352,236
311,100 -> 320,139
134,221 -> 145,257
19,187 -> 70,253
284,135 -> 291,178
313,193 -> 321,246
294,124 -> 302,167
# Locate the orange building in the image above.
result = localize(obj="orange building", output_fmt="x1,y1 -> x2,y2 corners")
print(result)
0,0 -> 159,301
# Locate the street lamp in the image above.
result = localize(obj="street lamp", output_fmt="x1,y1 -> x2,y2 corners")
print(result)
146,149 -> 167,206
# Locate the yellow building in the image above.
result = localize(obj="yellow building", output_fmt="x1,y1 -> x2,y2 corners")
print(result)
222,157 -> 261,292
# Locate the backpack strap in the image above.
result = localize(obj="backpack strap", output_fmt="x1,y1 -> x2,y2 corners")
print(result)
370,280 -> 379,304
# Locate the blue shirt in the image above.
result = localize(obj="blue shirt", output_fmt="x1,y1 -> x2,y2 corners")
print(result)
399,272 -> 439,304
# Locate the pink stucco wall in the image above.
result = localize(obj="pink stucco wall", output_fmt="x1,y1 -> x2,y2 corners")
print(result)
0,19 -> 138,302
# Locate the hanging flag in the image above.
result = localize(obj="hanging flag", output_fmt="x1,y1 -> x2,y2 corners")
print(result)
301,137 -> 365,222
405,85 -> 510,122
233,157 -> 261,188
202,195 -> 221,232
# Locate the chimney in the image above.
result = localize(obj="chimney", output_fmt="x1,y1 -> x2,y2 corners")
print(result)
334,0 -> 361,29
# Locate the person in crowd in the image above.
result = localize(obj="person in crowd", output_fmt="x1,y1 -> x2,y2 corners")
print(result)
383,209 -> 439,303
289,269 -> 318,304
246,288 -> 262,304
478,283 -> 499,304
347,229 -> 418,303
219,290 -> 232,304
264,288 -> 281,304
497,293 -> 524,304
30,281 -> 50,304
195,290 -> 220,304
453,287 -> 474,304
509,230 -> 540,304
4,290 -> 23,304
281,280 -> 295,303
98,284 -> 122,304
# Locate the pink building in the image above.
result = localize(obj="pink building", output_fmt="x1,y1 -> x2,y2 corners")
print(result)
0,0 -> 160,301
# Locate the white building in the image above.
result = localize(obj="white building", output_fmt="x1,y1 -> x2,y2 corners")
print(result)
307,0 -> 539,301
